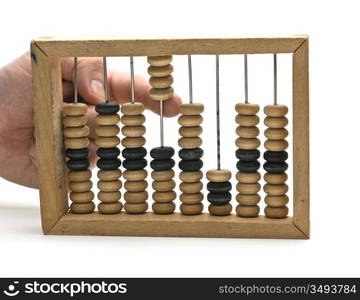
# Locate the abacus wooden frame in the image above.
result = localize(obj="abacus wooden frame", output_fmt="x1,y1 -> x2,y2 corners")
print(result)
31,35 -> 309,239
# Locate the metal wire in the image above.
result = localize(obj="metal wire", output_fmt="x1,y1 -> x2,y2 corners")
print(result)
73,57 -> 78,104
216,55 -> 221,170
274,53 -> 278,105
103,57 -> 109,102
130,56 -> 135,103
244,54 -> 248,104
160,100 -> 164,147
188,55 -> 193,103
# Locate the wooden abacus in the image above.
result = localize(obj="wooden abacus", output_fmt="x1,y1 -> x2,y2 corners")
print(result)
31,35 -> 309,239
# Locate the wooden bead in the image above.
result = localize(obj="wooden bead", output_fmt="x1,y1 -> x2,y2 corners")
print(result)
96,114 -> 120,126
179,182 -> 203,193
264,128 -> 288,140
235,114 -> 259,126
147,55 -> 172,66
69,191 -> 94,203
121,114 -> 145,126
236,172 -> 261,184
150,75 -> 173,88
179,103 -> 204,115
63,115 -> 86,128
63,126 -> 89,138
152,202 -> 175,214
148,64 -> 173,77
152,180 -> 176,192
235,103 -> 260,115
64,137 -> 89,149
98,191 -> 121,203
206,169 -> 231,182
236,183 -> 261,194
180,203 -> 203,215
122,137 -> 146,148
264,184 -> 288,196
264,173 -> 288,184
152,191 -> 176,203
151,170 -> 175,181
178,137 -> 202,149
149,87 -> 174,101
69,170 -> 91,182
265,206 -> 288,219
236,205 -> 259,217
180,193 -> 203,204
124,202 -> 148,214
97,169 -> 122,181
264,139 -> 288,151
236,194 -> 260,206
264,116 -> 288,128
70,202 -> 95,214
235,137 -> 260,150
98,202 -> 123,214
95,125 -> 120,137
69,180 -> 92,192
178,115 -> 203,126
264,104 -> 288,117
121,102 -> 145,115
265,195 -> 289,207
236,126 -> 259,138
123,170 -> 147,181
121,125 -> 145,137
98,180 -> 122,192
179,126 -> 202,137
95,136 -> 120,148
124,191 -> 148,203
208,204 -> 232,216
124,180 -> 148,192
179,171 -> 203,182
63,103 -> 87,116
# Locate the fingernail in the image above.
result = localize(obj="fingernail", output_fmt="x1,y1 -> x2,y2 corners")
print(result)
90,80 -> 105,99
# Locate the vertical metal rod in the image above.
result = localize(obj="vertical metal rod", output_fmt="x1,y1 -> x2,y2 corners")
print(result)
160,100 -> 164,147
130,56 -> 135,103
216,55 -> 221,170
274,53 -> 278,105
73,57 -> 78,104
103,57 -> 109,102
188,55 -> 193,104
244,54 -> 248,104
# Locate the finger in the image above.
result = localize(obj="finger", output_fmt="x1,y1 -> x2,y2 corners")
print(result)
62,80 -> 74,102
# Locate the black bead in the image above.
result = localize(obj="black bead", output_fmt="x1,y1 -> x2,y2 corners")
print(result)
150,159 -> 175,171
150,146 -> 175,159
122,147 -> 147,160
207,192 -> 232,205
264,162 -> 288,173
95,102 -> 120,115
178,159 -> 203,171
123,159 -> 147,170
207,181 -> 232,193
235,149 -> 260,161
178,148 -> 203,160
65,148 -> 89,160
67,159 -> 89,171
97,147 -> 120,160
236,160 -> 260,172
97,158 -> 121,170
264,151 -> 288,163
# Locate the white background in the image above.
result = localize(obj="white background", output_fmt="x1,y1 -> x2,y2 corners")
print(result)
0,0 -> 359,277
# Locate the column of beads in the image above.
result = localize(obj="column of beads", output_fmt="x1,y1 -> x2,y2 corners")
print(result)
234,103 -> 261,217
121,103 -> 148,214
178,103 -> 204,215
63,103 -> 95,214
95,102 -> 122,214
263,104 -> 289,218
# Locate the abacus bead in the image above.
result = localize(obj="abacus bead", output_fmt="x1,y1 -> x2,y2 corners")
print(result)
179,126 -> 203,137
178,115 -> 203,126
124,202 -> 148,214
96,114 -> 120,125
122,147 -> 147,160
235,114 -> 259,126
69,180 -> 93,192
95,102 -> 120,114
179,103 -> 204,115
264,140 -> 288,151
121,102 -> 145,115
236,126 -> 259,138
264,104 -> 288,117
147,55 -> 172,66
97,180 -> 122,192
236,205 -> 260,217
151,170 -> 175,181
150,147 -> 175,159
236,194 -> 261,205
180,203 -> 203,215
179,171 -> 203,182
179,159 -> 203,172
207,192 -> 232,205
207,182 -> 232,193
123,170 -> 148,181
147,64 -> 174,76
235,103 -> 260,115
122,137 -> 146,148
264,116 -> 288,128
235,149 -> 260,161
69,191 -> 94,203
97,147 -> 120,159
97,158 -> 121,170
98,202 -> 123,214
68,170 -> 92,182
65,148 -> 89,160
97,170 -> 122,181
265,195 -> 289,207
63,103 -> 87,116
178,148 -> 203,160
264,128 -> 288,140
63,115 -> 86,127
178,137 -> 202,149
264,173 -> 288,184
152,180 -> 176,192
264,184 -> 289,196
123,159 -> 147,170
236,172 -> 261,184
180,182 -> 203,193
95,125 -> 120,137
152,191 -> 177,202
70,202 -> 95,214
236,160 -> 260,173
236,183 -> 261,194
121,114 -> 145,126
95,136 -> 120,148
121,125 -> 146,137
98,191 -> 121,203
149,75 -> 174,88
64,137 -> 89,149
264,151 -> 288,162
264,162 -> 288,173
265,206 -> 288,219
152,202 -> 175,214
206,169 -> 231,182
149,88 -> 174,101
208,204 -> 232,216
180,193 -> 204,204
124,191 -> 148,203
235,138 -> 260,150
63,126 -> 89,138
67,159 -> 90,171
124,180 -> 148,192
